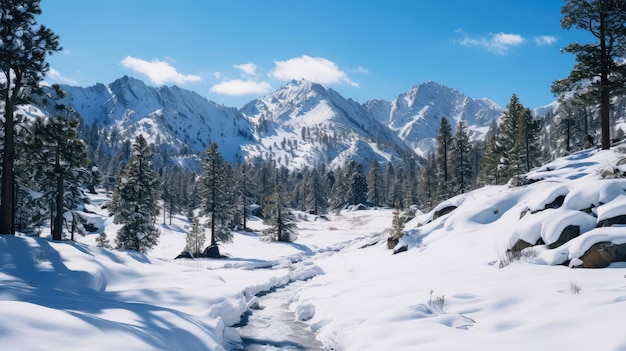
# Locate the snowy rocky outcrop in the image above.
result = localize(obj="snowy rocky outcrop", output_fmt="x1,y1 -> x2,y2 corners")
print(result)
402,146 -> 626,268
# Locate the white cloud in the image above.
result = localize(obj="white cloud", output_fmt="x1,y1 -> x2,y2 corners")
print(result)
120,56 -> 201,85
270,55 -> 358,87
210,79 -> 272,96
48,68 -> 78,85
350,66 -> 370,74
233,63 -> 257,76
534,35 -> 557,46
457,29 -> 526,55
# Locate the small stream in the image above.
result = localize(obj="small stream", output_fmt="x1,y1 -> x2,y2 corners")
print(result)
235,280 -> 327,351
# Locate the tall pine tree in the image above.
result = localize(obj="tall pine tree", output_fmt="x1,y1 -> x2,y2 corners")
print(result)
552,0 -> 626,150
366,159 -> 383,207
198,142 -> 233,247
0,0 -> 61,234
435,117 -> 453,201
110,135 -> 160,253
451,120 -> 473,194
263,184 -> 297,242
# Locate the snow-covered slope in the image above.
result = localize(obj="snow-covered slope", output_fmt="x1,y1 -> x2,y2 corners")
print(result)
38,77 -> 509,168
240,79 -> 412,169
51,76 -> 253,163
366,81 -> 504,156
3,146 -> 626,350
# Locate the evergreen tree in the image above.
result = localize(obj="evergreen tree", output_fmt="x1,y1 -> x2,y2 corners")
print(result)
511,107 -> 542,178
185,215 -> 206,257
497,94 -> 525,181
417,154 -> 437,210
345,160 -> 368,206
305,166 -> 328,215
0,0 -> 61,234
552,0 -> 626,150
95,232 -> 111,249
476,135 -> 503,186
435,117 -> 453,201
382,162 -> 395,206
389,202 -> 406,241
263,184 -> 297,242
233,162 -> 255,230
16,85 -> 90,238
366,159 -> 383,207
198,142 -> 233,246
451,120 -> 473,194
110,135 -> 161,253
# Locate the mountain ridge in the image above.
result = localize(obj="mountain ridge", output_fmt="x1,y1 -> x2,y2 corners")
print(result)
36,76 -> 522,169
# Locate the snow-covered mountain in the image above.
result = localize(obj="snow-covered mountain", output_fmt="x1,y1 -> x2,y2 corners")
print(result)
51,76 -> 253,163
240,79 -> 412,169
36,77 -> 510,169
366,81 -> 504,156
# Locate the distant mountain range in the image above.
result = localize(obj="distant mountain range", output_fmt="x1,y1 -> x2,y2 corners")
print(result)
31,76 -> 525,169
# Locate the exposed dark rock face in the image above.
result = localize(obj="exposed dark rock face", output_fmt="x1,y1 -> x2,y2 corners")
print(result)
577,242 -> 626,268
548,225 -> 580,249
432,206 -> 457,221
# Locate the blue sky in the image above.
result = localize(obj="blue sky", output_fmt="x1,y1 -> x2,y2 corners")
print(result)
39,0 -> 591,109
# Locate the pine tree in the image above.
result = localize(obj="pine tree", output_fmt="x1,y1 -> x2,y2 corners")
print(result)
233,162 -> 255,230
417,154 -> 437,210
110,135 -> 160,253
0,0 -> 61,234
552,0 -> 626,150
185,215 -> 206,257
435,117 -> 453,201
389,202 -> 406,241
345,160 -> 368,206
476,135 -> 502,186
263,184 -> 297,242
497,94 -> 525,181
305,166 -> 328,215
16,86 -> 90,238
451,120 -> 473,194
366,159 -> 383,207
95,232 -> 111,249
198,142 -> 233,246
510,107 -> 541,179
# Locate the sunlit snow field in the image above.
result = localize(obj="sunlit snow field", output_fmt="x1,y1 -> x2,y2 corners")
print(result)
2,146 -> 626,350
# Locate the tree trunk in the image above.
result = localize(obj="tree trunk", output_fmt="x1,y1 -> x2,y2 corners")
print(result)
599,9 -> 611,150
0,94 -> 15,234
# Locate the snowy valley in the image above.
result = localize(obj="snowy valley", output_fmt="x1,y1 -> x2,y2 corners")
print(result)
2,145 -> 626,350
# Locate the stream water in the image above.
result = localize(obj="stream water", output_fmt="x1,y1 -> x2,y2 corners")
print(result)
235,280 -> 327,351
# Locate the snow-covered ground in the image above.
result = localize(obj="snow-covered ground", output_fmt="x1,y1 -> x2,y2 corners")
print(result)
2,146 -> 626,350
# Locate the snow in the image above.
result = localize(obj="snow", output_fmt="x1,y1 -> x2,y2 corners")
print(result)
2,146 -> 626,350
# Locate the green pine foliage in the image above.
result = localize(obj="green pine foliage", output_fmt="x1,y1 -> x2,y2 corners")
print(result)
552,0 -> 626,150
110,135 -> 161,253
389,202 -> 406,240
366,159 -> 383,207
15,87 -> 90,236
0,0 -> 61,234
305,166 -> 329,215
435,117 -> 453,201
185,215 -> 206,256
263,185 -> 297,242
451,120 -> 474,194
198,142 -> 234,245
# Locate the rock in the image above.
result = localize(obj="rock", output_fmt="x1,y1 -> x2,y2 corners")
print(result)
509,239 -> 534,252
392,245 -> 408,255
174,251 -> 193,260
598,215 -> 626,227
433,206 -> 457,220
548,225 -> 580,249
203,245 -> 222,258
578,242 -> 626,268
387,237 -> 399,250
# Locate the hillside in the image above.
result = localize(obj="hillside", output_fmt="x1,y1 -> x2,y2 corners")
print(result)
1,145 -> 626,350
33,77 -> 507,169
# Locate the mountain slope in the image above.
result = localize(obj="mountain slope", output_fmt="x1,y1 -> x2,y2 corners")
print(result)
53,76 -> 253,163
366,81 -> 504,156
240,79 -> 413,169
